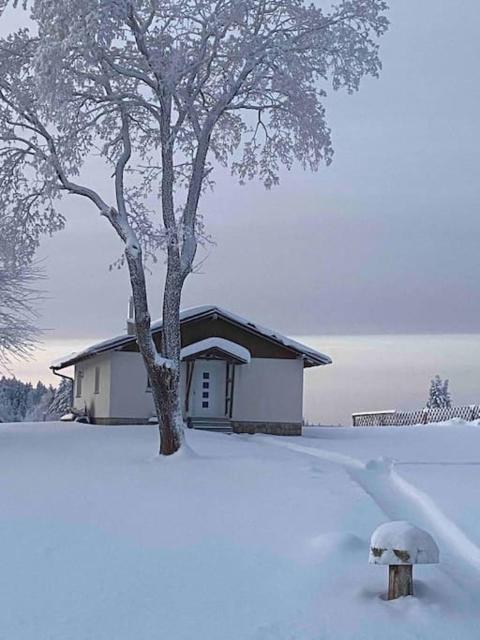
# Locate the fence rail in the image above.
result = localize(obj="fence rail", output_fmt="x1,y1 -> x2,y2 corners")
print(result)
352,405 -> 480,427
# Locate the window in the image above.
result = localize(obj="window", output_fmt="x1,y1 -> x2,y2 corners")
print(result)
201,370 -> 210,409
146,376 -> 152,392
76,371 -> 83,398
94,366 -> 100,394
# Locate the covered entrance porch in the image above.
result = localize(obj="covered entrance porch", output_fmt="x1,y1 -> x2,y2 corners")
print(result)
181,338 -> 251,432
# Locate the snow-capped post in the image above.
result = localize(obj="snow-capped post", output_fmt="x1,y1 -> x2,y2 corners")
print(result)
0,0 -> 389,455
369,521 -> 439,599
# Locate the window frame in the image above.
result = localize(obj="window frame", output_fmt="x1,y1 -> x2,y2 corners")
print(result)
94,366 -> 100,395
76,370 -> 83,398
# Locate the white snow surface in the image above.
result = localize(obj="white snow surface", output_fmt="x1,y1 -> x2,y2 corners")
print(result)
369,521 -> 440,565
1,419 -> 480,639
180,337 -> 251,363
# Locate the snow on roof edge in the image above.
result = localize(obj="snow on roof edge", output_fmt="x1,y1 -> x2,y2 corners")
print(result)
352,410 -> 396,417
51,305 -> 332,370
180,337 -> 251,363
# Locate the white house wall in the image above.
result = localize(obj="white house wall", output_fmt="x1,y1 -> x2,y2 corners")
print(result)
73,354 -> 111,418
73,351 -> 304,426
108,352 -> 188,421
109,351 -> 155,420
232,357 -> 304,424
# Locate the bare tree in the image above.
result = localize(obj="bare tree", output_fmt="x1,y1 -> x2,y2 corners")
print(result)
0,0 -> 389,454
0,258 -> 41,367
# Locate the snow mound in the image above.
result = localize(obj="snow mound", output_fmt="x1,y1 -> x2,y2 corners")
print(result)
369,521 -> 439,565
365,456 -> 396,474
60,412 -> 76,422
310,531 -> 364,555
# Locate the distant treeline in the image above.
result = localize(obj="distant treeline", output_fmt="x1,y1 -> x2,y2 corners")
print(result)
0,376 -> 73,422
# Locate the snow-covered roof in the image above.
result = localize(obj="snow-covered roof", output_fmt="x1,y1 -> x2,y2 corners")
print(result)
180,338 -> 251,364
51,305 -> 332,370
369,521 -> 439,565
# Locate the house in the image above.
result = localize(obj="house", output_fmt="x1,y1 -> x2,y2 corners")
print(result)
51,305 -> 332,435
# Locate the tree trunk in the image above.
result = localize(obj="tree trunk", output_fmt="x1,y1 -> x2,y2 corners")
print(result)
388,565 -> 413,599
157,256 -> 184,455
124,241 -> 184,456
148,363 -> 183,456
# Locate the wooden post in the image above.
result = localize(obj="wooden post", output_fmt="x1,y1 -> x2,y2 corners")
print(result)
184,360 -> 195,414
229,365 -> 236,419
388,565 -> 413,599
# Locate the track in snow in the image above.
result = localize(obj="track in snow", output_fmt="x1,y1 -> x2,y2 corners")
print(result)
261,437 -> 480,595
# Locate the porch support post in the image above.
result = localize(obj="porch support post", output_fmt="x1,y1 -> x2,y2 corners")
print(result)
184,360 -> 195,415
229,364 -> 236,419
224,362 -> 236,419
224,362 -> 230,417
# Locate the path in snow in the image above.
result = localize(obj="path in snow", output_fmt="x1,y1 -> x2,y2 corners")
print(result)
261,437 -> 480,597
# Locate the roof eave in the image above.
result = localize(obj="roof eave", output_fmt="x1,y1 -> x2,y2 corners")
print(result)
303,355 -> 333,368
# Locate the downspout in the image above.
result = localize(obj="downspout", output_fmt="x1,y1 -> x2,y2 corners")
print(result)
50,366 -> 74,384
50,366 -> 75,405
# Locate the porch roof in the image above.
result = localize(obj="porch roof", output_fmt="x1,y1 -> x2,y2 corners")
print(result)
180,337 -> 251,364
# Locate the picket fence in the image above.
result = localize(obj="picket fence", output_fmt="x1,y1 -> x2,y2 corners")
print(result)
352,405 -> 480,427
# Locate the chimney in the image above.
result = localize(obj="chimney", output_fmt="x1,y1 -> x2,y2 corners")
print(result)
127,296 -> 136,335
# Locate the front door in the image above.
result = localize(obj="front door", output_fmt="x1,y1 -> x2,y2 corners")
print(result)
190,360 -> 224,417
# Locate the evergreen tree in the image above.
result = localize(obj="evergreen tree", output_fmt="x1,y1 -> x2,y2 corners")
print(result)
25,383 -> 54,422
0,376 -> 30,421
427,375 -> 452,409
48,379 -> 73,419
0,376 -> 63,422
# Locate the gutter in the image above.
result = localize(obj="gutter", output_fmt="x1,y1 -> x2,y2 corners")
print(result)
51,366 -> 74,385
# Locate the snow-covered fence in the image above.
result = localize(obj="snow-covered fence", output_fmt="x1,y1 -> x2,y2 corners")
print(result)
352,405 -> 480,427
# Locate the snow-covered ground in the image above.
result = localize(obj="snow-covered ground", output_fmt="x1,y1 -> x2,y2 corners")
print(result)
1,421 -> 479,639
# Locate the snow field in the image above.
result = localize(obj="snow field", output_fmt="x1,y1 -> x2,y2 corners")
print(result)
1,421 -> 479,639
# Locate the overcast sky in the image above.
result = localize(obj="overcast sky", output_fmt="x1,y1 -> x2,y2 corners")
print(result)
1,0 -> 474,341
3,1 -> 480,422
